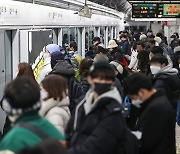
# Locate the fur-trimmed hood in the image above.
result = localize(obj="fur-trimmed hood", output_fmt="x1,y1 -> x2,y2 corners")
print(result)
39,96 -> 70,116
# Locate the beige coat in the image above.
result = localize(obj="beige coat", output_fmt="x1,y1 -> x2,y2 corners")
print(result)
39,97 -> 70,135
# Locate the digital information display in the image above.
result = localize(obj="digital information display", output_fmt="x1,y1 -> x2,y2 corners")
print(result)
132,3 -> 180,18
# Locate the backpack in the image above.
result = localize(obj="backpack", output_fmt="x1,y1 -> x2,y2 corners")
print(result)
69,77 -> 83,112
121,96 -> 131,118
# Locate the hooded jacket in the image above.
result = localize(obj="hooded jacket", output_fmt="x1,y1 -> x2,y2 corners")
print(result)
39,96 -> 71,135
66,87 -> 127,154
152,65 -> 180,109
66,51 -> 82,69
36,57 -> 52,84
174,46 -> 180,68
0,111 -> 64,152
51,60 -> 74,77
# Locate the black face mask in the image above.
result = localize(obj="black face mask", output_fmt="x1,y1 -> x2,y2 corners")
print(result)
94,82 -> 112,95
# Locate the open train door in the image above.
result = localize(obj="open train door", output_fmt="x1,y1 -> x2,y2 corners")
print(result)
19,29 -> 52,78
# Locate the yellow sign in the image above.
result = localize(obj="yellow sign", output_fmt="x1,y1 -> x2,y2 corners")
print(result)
33,57 -> 45,79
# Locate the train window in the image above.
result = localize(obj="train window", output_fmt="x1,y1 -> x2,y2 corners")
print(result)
89,26 -> 94,49
113,27 -> 116,39
62,27 -> 78,51
108,27 -> 111,42
125,26 -> 146,33
85,28 -> 89,52
85,27 -> 94,52
100,27 -> 105,44
75,28 -> 78,44
70,28 -> 76,42
62,28 -> 69,50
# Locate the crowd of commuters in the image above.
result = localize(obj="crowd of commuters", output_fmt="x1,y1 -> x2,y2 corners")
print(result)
0,29 -> 180,154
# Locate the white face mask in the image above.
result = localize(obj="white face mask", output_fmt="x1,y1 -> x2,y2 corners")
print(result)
179,64 -> 180,68
131,99 -> 143,108
150,65 -> 161,75
41,91 -> 48,100
43,52 -> 50,59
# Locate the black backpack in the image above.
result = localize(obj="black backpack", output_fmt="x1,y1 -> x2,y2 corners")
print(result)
69,77 -> 83,112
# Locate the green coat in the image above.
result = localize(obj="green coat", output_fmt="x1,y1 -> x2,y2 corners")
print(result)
0,111 -> 65,152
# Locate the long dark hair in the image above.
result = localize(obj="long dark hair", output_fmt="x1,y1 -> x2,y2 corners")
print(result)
17,62 -> 37,83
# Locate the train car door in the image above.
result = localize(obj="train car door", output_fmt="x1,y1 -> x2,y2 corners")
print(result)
0,30 -> 7,133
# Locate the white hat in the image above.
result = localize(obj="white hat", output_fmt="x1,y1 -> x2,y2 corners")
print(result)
154,37 -> 162,45
107,40 -> 118,49
110,61 -> 124,74
140,34 -> 147,41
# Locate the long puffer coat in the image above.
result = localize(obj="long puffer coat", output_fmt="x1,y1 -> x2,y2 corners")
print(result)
39,97 -> 70,135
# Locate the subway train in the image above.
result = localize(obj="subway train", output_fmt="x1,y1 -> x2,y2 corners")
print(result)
0,0 -> 125,132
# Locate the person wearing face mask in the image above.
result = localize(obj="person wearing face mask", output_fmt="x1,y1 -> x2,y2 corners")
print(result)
86,37 -> 102,59
149,46 -> 164,60
39,74 -> 70,136
66,42 -> 82,68
0,77 -> 65,152
107,39 -> 119,59
36,48 -> 52,84
123,73 -> 176,154
170,34 -> 178,50
120,34 -> 131,56
1,62 -> 39,138
107,39 -> 129,66
150,54 -> 180,110
66,62 -> 129,154
128,42 -> 138,70
149,46 -> 173,68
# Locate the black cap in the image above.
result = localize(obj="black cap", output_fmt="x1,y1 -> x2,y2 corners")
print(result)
89,61 -> 113,76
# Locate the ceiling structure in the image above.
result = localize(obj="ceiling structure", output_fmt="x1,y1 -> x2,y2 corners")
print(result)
88,0 -> 131,13
13,0 -> 131,14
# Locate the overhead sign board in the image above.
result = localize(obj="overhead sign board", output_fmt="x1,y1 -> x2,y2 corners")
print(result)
132,3 -> 180,18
